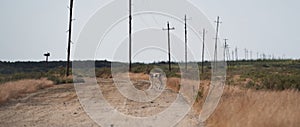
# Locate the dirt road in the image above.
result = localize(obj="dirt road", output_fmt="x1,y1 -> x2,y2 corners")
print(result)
0,78 -> 201,127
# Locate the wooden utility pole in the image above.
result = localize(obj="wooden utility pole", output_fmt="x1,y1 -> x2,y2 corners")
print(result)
244,48 -> 248,60
184,15 -> 188,70
224,38 -> 229,62
184,15 -> 191,71
129,0 -> 132,72
163,22 -> 175,71
226,46 -> 230,61
214,16 -> 221,63
66,0 -> 74,76
235,47 -> 238,61
201,29 -> 206,73
232,51 -> 234,61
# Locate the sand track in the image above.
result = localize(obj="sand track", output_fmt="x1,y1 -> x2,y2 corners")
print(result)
0,78 -> 201,127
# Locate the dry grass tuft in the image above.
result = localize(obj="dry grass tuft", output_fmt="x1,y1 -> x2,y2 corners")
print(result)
206,86 -> 300,127
0,79 -> 53,104
129,73 -> 149,81
166,78 -> 181,92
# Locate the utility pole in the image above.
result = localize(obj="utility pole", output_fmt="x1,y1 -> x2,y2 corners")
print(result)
235,47 -> 238,61
184,15 -> 190,70
66,0 -> 74,76
232,51 -> 234,61
184,15 -> 191,71
201,29 -> 206,73
214,16 -> 222,63
224,38 -> 229,62
163,22 -> 175,71
244,48 -> 247,60
129,0 -> 132,72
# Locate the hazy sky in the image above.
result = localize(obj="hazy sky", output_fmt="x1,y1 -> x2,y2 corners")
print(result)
0,0 -> 299,61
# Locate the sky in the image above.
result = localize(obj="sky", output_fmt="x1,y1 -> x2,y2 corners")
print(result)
0,0 -> 299,62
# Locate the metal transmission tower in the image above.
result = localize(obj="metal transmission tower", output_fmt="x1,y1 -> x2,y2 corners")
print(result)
184,15 -> 191,71
201,29 -> 206,73
163,22 -> 175,71
214,16 -> 222,63
129,0 -> 132,72
66,0 -> 74,76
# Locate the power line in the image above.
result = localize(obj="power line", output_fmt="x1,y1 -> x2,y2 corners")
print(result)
163,22 -> 175,71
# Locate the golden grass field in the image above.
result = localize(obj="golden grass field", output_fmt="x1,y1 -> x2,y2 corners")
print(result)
0,79 -> 53,104
206,86 -> 300,127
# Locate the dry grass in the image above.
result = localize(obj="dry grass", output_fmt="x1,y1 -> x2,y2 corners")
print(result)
128,73 -> 149,81
0,78 -> 53,104
206,86 -> 300,127
166,78 -> 181,92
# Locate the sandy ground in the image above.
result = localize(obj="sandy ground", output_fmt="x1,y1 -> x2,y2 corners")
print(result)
1,76 -> 298,127
0,83 -> 98,127
0,78 -> 202,127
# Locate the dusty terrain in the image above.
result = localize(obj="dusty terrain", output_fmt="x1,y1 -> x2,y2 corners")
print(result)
0,75 -> 201,127
0,73 -> 299,127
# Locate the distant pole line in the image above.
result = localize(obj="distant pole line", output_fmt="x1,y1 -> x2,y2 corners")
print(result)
214,16 -> 221,64
66,0 -> 74,76
129,0 -> 132,72
201,29 -> 206,74
163,22 -> 175,71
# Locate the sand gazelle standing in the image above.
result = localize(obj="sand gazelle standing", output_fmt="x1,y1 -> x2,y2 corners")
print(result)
149,72 -> 165,91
